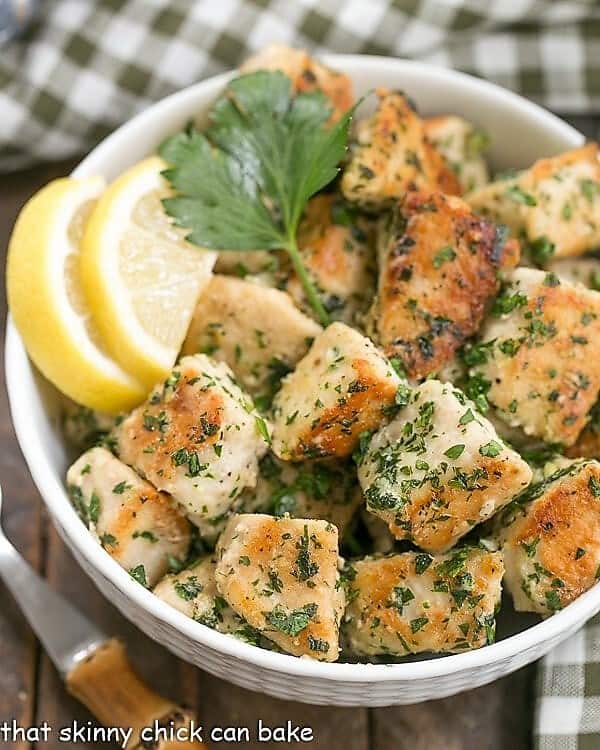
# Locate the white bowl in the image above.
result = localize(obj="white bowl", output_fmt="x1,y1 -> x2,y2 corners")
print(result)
6,55 -> 596,707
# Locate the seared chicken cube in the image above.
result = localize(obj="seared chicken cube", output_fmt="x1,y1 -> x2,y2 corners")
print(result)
215,514 -> 344,660
496,460 -> 600,615
182,276 -> 321,405
343,548 -> 504,656
115,355 -> 269,534
473,267 -> 600,446
235,453 -> 362,535
341,89 -> 461,207
67,447 -> 190,587
357,379 -> 532,553
282,195 -> 377,326
271,322 -> 403,460
469,144 -> 600,258
153,557 -> 262,645
367,190 -> 520,379
241,44 -> 353,122
424,115 -> 490,192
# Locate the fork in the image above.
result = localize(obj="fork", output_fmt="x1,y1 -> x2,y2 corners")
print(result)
0,484 -> 205,749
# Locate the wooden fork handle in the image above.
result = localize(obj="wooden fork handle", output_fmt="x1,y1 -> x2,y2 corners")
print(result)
66,638 -> 206,749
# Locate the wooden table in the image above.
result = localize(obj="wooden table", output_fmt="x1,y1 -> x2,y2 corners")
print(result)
1,112 -> 597,749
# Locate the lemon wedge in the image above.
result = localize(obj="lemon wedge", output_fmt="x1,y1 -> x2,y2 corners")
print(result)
7,177 -> 146,414
80,156 -> 216,388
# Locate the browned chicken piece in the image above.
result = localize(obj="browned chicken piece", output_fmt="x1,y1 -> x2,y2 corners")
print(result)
114,354 -> 269,536
271,322 -> 403,460
424,115 -> 490,193
468,144 -> 600,259
234,453 -> 363,536
357,379 -> 532,553
343,548 -> 504,656
182,276 -> 321,405
473,268 -> 600,446
341,89 -> 462,207
67,447 -> 190,587
240,43 -> 353,122
496,460 -> 600,615
282,194 -> 377,326
367,190 -> 520,379
215,514 -> 344,661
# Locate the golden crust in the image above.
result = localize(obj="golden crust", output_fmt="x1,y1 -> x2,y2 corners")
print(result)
341,90 -> 461,207
498,461 -> 600,614
344,549 -> 504,656
477,268 -> 600,446
370,190 -> 519,379
115,355 -> 267,533
271,322 -> 402,460
215,514 -> 343,660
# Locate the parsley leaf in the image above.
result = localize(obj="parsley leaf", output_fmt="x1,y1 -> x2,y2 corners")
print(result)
160,71 -> 358,325
265,603 -> 318,636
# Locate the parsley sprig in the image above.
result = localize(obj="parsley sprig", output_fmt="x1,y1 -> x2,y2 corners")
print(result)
159,71 -> 357,326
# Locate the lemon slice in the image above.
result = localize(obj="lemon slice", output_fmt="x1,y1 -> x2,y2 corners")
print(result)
7,177 -> 146,414
80,156 -> 216,388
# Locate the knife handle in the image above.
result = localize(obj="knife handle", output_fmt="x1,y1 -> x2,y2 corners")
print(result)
66,639 -> 206,749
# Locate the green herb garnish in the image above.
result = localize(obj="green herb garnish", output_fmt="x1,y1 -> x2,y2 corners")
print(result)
159,71 -> 358,326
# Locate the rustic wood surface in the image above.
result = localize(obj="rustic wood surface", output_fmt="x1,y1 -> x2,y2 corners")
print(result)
0,113 -> 597,750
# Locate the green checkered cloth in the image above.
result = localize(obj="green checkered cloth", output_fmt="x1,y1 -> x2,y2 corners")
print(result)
2,0 -> 600,172
536,614 -> 600,750
3,0 -> 600,746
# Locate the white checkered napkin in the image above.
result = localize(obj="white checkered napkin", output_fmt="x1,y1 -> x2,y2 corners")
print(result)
2,0 -> 600,171
536,614 -> 600,750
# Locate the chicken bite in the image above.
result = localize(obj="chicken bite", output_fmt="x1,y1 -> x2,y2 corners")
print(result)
367,190 -> 520,379
271,322 -> 403,460
67,447 -> 190,587
241,44 -> 353,122
343,548 -> 504,657
283,194 -> 377,326
234,453 -> 362,535
182,276 -> 321,407
472,267 -> 600,446
341,89 -> 461,208
424,115 -> 490,193
468,144 -> 600,258
215,514 -> 344,660
357,379 -> 532,553
153,557 -> 262,645
114,355 -> 269,535
495,460 -> 600,615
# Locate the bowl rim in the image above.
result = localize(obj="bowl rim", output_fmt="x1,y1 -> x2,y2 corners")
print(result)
6,53 -> 599,683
